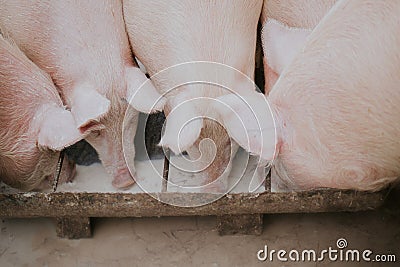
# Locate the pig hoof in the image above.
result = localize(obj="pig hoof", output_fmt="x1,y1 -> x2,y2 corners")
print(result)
112,176 -> 136,189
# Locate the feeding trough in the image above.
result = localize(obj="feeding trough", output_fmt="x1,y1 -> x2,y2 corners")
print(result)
0,150 -> 387,239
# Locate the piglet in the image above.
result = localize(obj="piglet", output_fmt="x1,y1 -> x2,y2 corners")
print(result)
0,0 -> 165,188
0,33 -> 84,191
124,0 -> 262,191
216,0 -> 400,191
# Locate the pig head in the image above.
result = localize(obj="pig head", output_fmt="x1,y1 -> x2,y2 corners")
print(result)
124,0 -> 262,191
217,0 -> 400,191
0,0 -> 165,189
0,33 -> 84,191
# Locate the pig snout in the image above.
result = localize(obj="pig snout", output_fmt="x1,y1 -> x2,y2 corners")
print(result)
84,97 -> 138,190
85,135 -> 136,190
36,154 -> 77,191
61,155 -> 77,184
160,93 -> 239,192
192,122 -> 235,193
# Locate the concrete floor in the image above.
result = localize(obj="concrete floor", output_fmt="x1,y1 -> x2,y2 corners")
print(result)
1,187 -> 399,267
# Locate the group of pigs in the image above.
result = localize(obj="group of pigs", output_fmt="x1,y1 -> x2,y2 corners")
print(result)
0,0 -> 399,193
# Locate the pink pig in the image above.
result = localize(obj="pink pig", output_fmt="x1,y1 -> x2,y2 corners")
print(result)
216,0 -> 400,191
261,0 -> 337,94
0,33 -> 84,191
0,0 -> 165,188
123,0 -> 263,190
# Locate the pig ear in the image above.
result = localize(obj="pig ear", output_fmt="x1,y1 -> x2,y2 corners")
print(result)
70,85 -> 110,132
37,107 -> 86,151
213,92 -> 277,162
125,67 -> 166,113
262,18 -> 311,74
158,96 -> 203,154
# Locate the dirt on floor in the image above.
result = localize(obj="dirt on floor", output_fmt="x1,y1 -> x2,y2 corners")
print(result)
1,186 -> 399,267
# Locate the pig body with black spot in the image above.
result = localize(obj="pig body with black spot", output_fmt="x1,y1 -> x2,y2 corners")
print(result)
0,33 -> 84,191
217,0 -> 400,191
0,0 -> 165,188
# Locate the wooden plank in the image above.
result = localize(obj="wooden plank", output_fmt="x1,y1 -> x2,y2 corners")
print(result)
0,189 -> 386,218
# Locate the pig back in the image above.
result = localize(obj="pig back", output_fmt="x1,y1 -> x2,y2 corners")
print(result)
124,0 -> 262,95
0,0 -> 132,99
